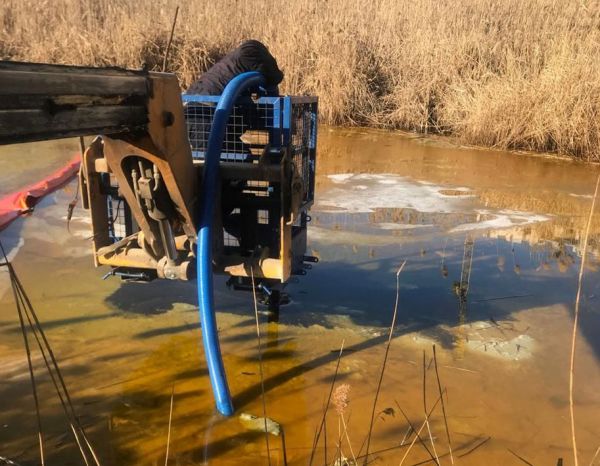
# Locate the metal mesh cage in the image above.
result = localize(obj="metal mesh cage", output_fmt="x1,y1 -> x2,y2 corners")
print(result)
182,95 -> 317,206
183,96 -> 277,162
288,99 -> 318,205
103,173 -> 134,242
182,94 -> 317,262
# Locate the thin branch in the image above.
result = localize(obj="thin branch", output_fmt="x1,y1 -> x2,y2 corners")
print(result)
165,384 -> 175,466
398,388 -> 446,465
589,445 -> 600,466
8,266 -> 45,466
250,268 -> 271,466
363,261 -> 407,465
395,401 -> 437,463
308,340 -> 345,465
16,281 -> 90,466
507,448 -> 534,465
280,427 -> 288,466
161,6 -> 179,72
2,240 -> 100,465
569,172 -> 600,466
422,351 -> 440,465
340,414 -> 357,465
433,345 -> 453,464
456,436 -> 491,458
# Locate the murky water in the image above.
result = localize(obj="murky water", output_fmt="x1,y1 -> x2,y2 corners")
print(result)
1,128 -> 600,465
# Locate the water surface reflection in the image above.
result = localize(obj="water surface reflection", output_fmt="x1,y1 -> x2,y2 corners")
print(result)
1,129 -> 600,464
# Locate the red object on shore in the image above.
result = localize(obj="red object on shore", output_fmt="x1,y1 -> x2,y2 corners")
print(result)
0,155 -> 81,231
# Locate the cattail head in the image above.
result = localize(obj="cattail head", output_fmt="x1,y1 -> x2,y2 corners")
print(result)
333,383 -> 351,415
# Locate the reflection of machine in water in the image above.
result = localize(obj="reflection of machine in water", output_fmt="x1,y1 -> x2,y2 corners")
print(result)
453,235 -> 474,357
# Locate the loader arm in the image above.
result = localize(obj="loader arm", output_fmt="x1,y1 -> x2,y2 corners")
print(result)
0,61 -> 197,280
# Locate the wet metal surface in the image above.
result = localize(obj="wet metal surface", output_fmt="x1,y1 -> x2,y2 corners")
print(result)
1,129 -> 600,464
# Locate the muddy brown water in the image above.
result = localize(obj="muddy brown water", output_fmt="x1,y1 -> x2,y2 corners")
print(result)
1,128 -> 600,465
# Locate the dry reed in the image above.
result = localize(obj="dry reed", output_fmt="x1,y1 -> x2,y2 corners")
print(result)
333,384 -> 357,465
250,268 -> 272,466
309,340 -> 345,465
398,389 -> 446,466
2,0 -> 600,160
569,173 -> 600,466
422,351 -> 439,465
395,401 -> 437,463
164,384 -> 174,466
363,261 -> 406,464
432,344 -> 453,464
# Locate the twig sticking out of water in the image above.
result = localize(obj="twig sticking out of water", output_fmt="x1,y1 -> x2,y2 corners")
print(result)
323,407 -> 327,465
590,445 -> 600,466
280,427 -> 288,466
363,261 -> 406,465
164,384 -> 175,466
395,401 -> 437,463
433,345 -> 453,464
8,262 -> 45,465
569,172 -> 600,466
398,388 -> 445,466
0,240 -> 100,466
456,436 -> 491,459
18,285 -> 92,466
67,137 -> 85,233
308,340 -> 345,466
334,384 -> 357,465
0,456 -> 22,466
422,351 -> 440,465
250,268 -> 272,466
507,448 -> 534,465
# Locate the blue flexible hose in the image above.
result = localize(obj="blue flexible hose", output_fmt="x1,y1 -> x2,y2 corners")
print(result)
197,72 -> 266,416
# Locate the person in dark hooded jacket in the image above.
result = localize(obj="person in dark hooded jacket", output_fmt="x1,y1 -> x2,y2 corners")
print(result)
184,41 -> 284,241
187,40 -> 283,96
184,39 -> 284,151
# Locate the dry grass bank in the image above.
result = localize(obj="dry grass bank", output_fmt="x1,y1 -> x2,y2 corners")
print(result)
2,0 -> 600,160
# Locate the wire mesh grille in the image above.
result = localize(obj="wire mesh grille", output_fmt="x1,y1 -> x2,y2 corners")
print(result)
183,95 -> 317,263
184,100 -> 275,162
107,195 -> 127,241
290,101 -> 317,205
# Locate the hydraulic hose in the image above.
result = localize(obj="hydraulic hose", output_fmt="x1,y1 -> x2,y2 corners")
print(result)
197,72 -> 266,416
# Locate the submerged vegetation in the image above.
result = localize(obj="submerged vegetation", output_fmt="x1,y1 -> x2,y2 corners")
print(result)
1,0 -> 600,160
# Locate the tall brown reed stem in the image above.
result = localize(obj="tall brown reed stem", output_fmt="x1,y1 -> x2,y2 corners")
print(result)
323,410 -> 327,464
422,351 -> 440,465
340,414 -> 357,464
308,340 -> 345,465
433,345 -> 453,464
250,268 -> 272,466
395,401 -> 437,462
398,389 -> 446,466
569,172 -> 600,466
433,345 -> 454,464
363,261 -> 407,465
8,266 -> 45,466
2,239 -> 101,466
165,384 -> 175,466
589,445 -> 600,465
161,6 -> 179,72
334,384 -> 356,464
8,256 -> 98,465
17,282 -> 92,465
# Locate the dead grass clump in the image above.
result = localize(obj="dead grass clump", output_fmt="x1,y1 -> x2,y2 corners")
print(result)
2,0 -> 600,159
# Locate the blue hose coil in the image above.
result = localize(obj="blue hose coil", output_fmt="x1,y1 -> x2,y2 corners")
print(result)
197,72 -> 266,416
